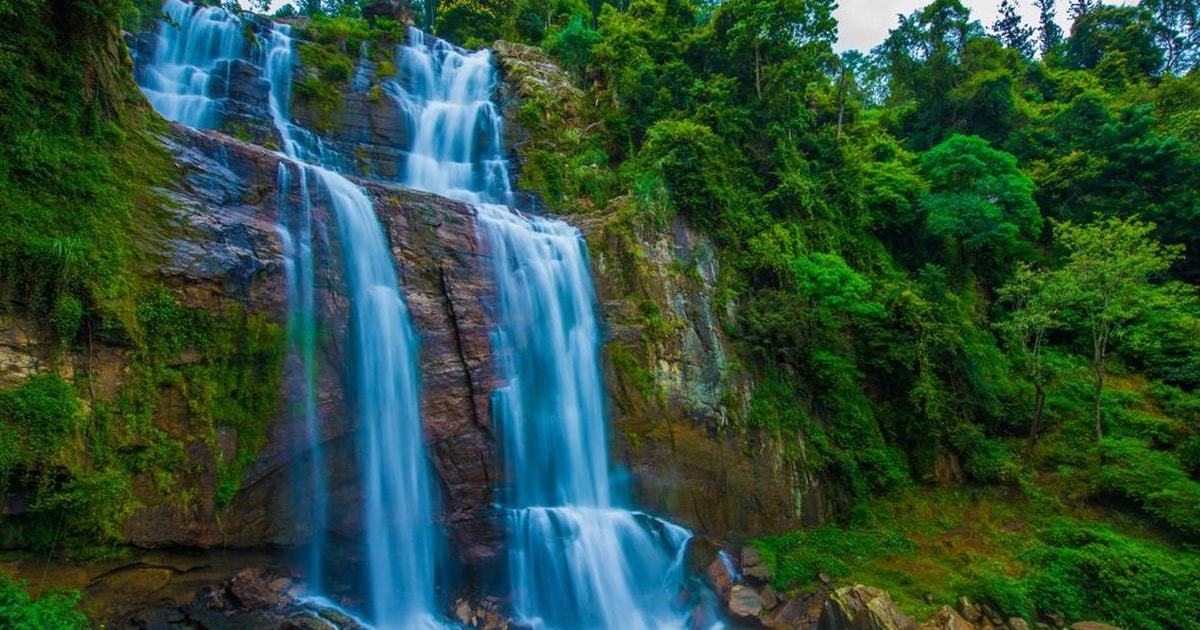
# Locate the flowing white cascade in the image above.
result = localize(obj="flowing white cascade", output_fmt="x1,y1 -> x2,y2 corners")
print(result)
388,29 -> 698,629
276,162 -> 327,591
138,4 -> 441,627
477,206 -> 696,629
390,27 -> 513,205
138,0 -> 245,129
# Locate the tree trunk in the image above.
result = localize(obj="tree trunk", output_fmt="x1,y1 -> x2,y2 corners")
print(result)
1093,326 -> 1107,441
754,42 -> 761,98
1029,382 -> 1045,444
1093,361 -> 1105,441
836,64 -> 847,140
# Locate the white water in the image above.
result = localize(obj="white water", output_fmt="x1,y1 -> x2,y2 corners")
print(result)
390,27 -> 513,205
138,4 -> 441,626
478,206 -> 696,629
388,28 -> 699,629
138,0 -> 245,129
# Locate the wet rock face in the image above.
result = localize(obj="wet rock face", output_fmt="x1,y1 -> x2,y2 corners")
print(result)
109,125 -> 502,562
577,211 -> 820,539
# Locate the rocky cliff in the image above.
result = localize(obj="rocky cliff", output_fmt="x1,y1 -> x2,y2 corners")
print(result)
125,125 -> 504,563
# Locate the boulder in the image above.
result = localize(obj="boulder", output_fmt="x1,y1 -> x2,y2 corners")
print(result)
742,545 -> 773,583
760,583 -> 780,611
763,591 -> 826,629
1008,618 -> 1031,630
728,584 -> 764,622
706,556 -> 736,599
957,596 -> 983,623
923,605 -> 976,630
1069,624 -> 1123,630
823,585 -> 918,630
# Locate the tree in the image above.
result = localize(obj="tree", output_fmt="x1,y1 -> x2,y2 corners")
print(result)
1068,0 -> 1097,20
993,0 -> 1036,58
1141,0 -> 1200,73
1034,0 -> 1063,54
918,134 -> 1041,270
874,0 -> 986,147
716,0 -> 837,98
1049,217 -> 1184,440
996,262 -> 1059,443
435,0 -> 501,47
1065,5 -> 1165,79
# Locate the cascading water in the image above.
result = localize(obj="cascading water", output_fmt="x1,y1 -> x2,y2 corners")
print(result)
276,162 -> 328,592
477,207 -> 697,629
137,0 -> 244,129
389,27 -> 513,205
389,30 -> 699,629
137,3 -> 441,626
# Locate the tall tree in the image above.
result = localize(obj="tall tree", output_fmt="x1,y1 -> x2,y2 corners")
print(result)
1049,217 -> 1184,441
1141,0 -> 1200,73
874,0 -> 984,147
919,134 -> 1041,270
1034,0 -> 1064,54
717,0 -> 837,98
1068,0 -> 1097,21
993,0 -> 1036,58
996,262 -> 1058,443
1065,5 -> 1166,79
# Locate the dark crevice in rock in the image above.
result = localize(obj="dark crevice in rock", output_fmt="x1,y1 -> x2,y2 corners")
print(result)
439,266 -> 488,438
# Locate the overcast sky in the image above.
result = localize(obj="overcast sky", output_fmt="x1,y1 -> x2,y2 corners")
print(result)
834,0 -> 1138,52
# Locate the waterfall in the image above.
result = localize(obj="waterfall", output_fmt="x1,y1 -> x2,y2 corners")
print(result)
477,207 -> 696,629
137,0 -> 244,129
388,29 -> 699,629
138,3 -> 707,626
389,27 -> 513,205
137,3 -> 441,626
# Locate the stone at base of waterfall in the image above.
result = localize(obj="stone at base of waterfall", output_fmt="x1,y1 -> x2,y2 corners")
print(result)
729,584 -> 764,621
741,546 -> 773,582
763,589 -> 828,629
958,596 -> 983,623
452,596 -> 515,629
1070,623 -> 1123,630
823,585 -> 918,630
706,556 -> 736,598
105,567 -> 371,629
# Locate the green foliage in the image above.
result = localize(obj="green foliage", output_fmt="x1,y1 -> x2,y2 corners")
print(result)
919,134 -> 1041,270
754,523 -> 916,588
0,374 -> 79,476
1023,521 -> 1200,630
436,0 -> 502,47
792,252 -> 885,326
1093,438 -> 1200,538
0,571 -> 87,630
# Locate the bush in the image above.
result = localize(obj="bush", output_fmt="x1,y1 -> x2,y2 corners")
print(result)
0,374 -> 79,469
1024,521 -> 1200,630
0,571 -> 87,630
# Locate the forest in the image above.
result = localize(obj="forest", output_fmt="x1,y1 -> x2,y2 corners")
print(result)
2,0 -> 1200,627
